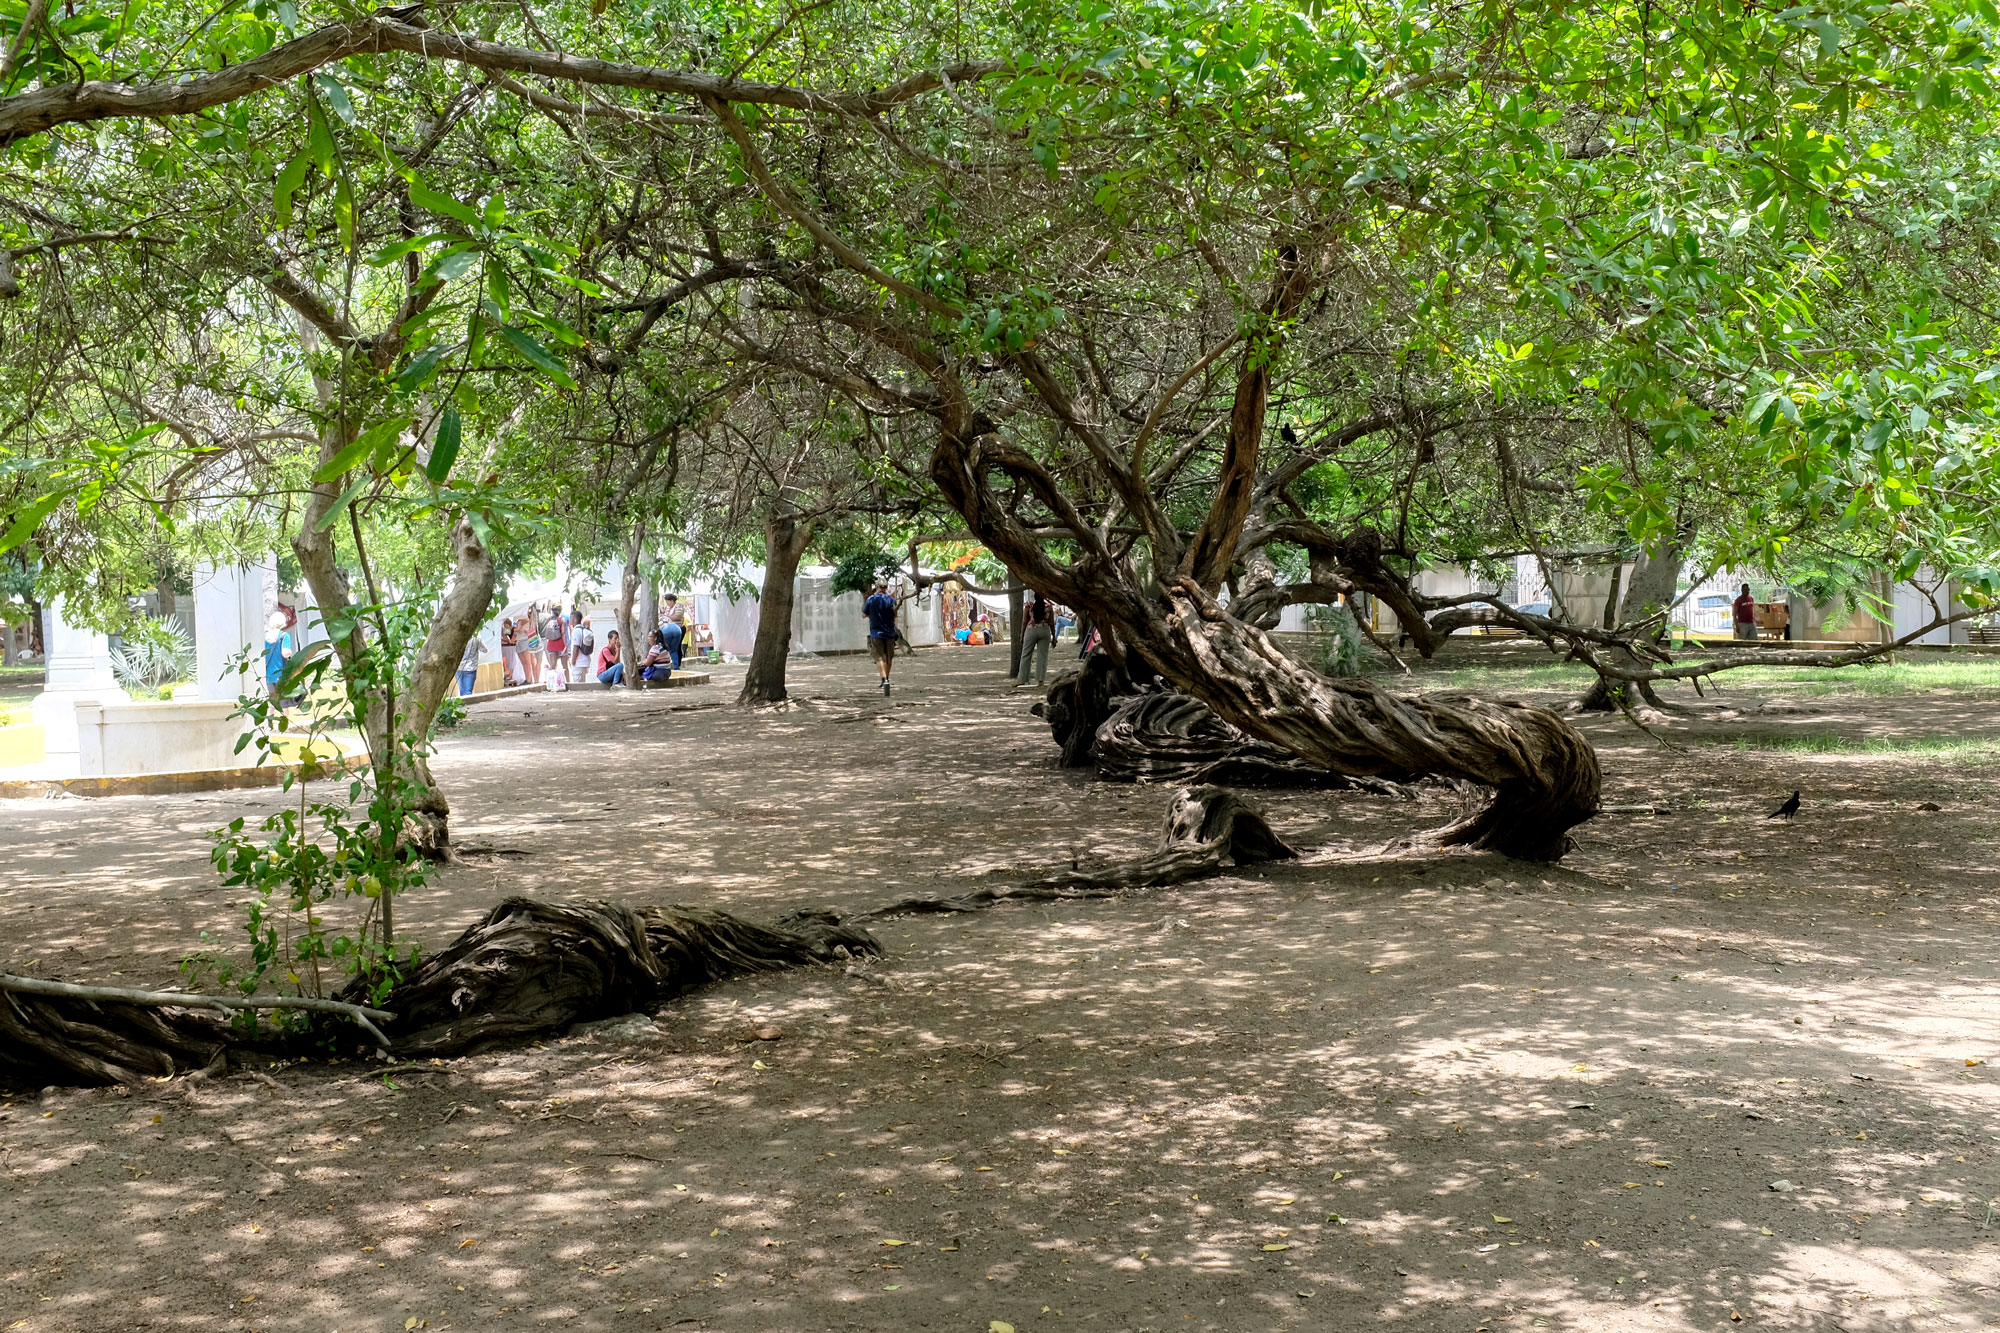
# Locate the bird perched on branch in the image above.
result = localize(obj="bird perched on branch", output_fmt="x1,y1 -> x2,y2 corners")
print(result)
1767,790 -> 1800,820
1280,422 -> 1299,447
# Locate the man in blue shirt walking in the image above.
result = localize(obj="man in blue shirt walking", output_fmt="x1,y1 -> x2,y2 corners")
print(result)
863,580 -> 903,695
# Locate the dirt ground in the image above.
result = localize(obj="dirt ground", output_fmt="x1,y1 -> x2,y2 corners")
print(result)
1,642 -> 1996,1333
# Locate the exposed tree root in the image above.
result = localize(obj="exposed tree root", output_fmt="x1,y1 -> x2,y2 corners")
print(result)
0,900 -> 879,1089
861,785 -> 1297,917
1037,654 -> 1143,768
0,983 -> 235,1088
363,899 -> 878,1058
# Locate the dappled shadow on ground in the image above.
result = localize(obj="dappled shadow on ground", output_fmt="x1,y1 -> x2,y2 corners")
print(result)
1,644 -> 1997,1331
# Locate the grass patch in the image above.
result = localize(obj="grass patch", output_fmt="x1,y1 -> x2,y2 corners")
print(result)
1398,661 -> 1594,693
1717,732 -> 2000,761
1735,657 -> 2000,695
1371,646 -> 2000,699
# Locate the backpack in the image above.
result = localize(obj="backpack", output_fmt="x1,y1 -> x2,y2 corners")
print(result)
574,625 -> 594,654
541,615 -> 565,650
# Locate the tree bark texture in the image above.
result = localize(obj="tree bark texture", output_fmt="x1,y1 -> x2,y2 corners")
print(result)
0,984 -> 232,1087
2,898 -> 879,1087
1090,690 -> 1410,793
289,424 -> 484,854
616,521 -> 646,687
738,512 -> 811,704
353,897 -> 877,1057
1038,654 -> 1140,768
396,517 -> 498,849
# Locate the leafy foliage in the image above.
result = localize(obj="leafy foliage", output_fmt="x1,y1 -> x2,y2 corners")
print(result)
829,548 -> 902,598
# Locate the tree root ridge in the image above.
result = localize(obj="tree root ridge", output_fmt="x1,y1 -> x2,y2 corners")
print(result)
0,985 -> 234,1088
354,899 -> 880,1058
2,900 -> 880,1088
861,785 -> 1295,918
1038,653 -> 1140,768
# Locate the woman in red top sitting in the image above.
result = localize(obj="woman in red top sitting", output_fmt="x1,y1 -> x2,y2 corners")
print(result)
594,631 -> 623,686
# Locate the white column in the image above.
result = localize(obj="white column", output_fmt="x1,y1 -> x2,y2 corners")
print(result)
31,595 -> 130,759
192,558 -> 276,701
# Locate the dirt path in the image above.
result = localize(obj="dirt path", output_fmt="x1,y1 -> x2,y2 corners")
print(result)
1,644 -> 1996,1332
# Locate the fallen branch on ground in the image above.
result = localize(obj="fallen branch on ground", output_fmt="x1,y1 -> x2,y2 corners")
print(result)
861,785 -> 1297,917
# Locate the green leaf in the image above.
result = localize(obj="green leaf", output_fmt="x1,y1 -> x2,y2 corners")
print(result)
498,325 -> 576,389
307,98 -> 336,177
0,493 -> 63,554
333,174 -> 355,250
273,148 -> 311,228
408,180 -> 483,229
274,639 -> 332,695
367,234 -> 456,267
425,248 -> 480,284
312,71 -> 354,124
426,407 -> 462,484
310,416 -> 409,484
485,261 -> 511,315
394,346 -> 446,393
521,311 -> 585,347
314,471 -> 375,531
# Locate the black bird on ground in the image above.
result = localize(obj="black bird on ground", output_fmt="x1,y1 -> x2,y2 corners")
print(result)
1767,790 -> 1801,819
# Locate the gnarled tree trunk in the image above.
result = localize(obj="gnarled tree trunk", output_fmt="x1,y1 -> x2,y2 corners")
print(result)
930,432 -> 1601,861
738,511 -> 811,705
1578,540 -> 1683,712
1153,591 -> 1598,859
1039,653 -> 1139,768
615,520 -> 646,687
1090,689 -> 1408,792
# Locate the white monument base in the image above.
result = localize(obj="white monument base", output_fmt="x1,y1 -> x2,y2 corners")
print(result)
73,699 -> 253,777
33,595 -> 129,759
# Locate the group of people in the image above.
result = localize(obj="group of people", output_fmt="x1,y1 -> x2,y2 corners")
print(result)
456,594 -> 699,696
482,603 -> 594,692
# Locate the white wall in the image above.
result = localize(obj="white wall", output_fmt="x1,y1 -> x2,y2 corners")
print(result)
901,585 -> 945,645
191,559 -> 275,701
74,699 -> 247,776
792,571 -> 869,654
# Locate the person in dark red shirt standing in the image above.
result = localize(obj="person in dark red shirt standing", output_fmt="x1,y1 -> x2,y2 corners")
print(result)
1733,583 -> 1758,641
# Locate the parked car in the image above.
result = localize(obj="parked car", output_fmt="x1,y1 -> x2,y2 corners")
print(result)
1513,601 -> 1551,619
